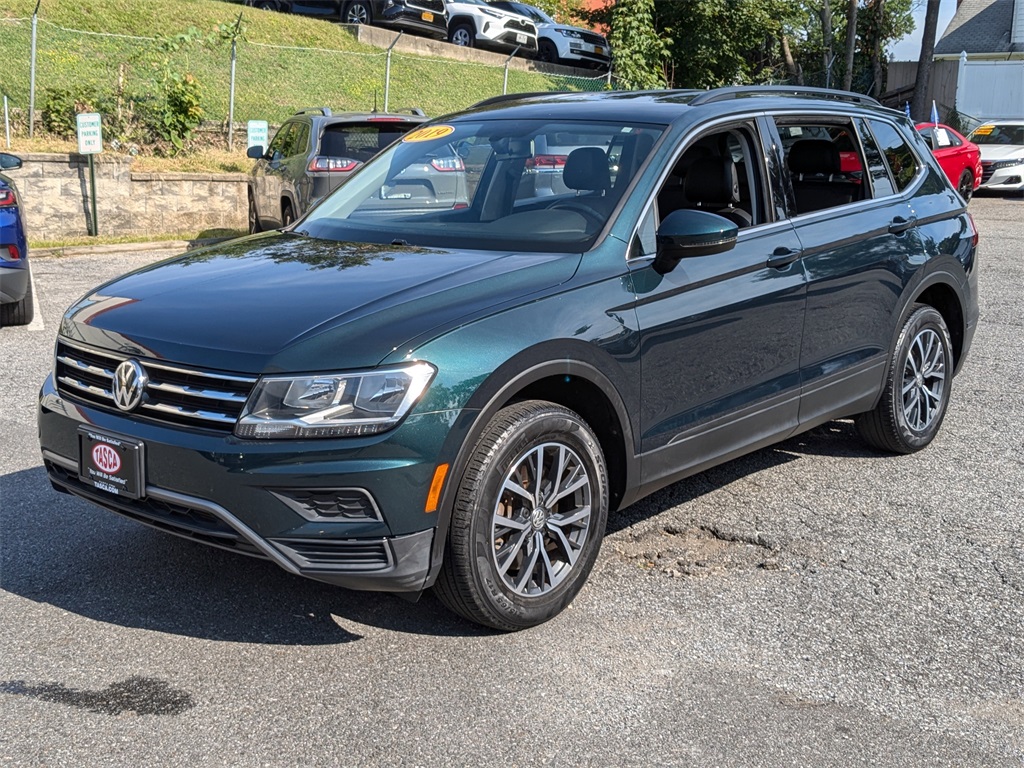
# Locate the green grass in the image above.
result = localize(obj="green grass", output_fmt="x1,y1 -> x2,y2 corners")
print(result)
0,0 -> 597,129
31,228 -> 246,251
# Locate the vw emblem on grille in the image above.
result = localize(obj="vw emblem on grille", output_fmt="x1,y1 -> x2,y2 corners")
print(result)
112,359 -> 148,412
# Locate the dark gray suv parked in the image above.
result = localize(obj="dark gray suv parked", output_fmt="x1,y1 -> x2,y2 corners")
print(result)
246,108 -> 429,232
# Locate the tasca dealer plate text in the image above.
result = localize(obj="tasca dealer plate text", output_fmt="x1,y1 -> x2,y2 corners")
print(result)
78,428 -> 145,499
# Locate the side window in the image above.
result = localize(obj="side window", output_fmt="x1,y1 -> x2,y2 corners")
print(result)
775,118 -> 863,215
291,124 -> 310,158
856,119 -> 897,198
866,119 -> 918,192
654,124 -> 765,229
267,123 -> 294,161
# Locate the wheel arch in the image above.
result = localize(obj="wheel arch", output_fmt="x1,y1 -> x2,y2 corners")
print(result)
424,343 -> 638,585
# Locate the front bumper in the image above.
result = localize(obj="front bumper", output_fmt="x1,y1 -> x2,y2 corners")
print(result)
38,374 -> 441,592
979,163 -> 1024,191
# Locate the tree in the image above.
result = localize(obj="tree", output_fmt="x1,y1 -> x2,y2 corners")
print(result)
841,0 -> 858,90
910,0 -> 942,121
608,0 -> 668,89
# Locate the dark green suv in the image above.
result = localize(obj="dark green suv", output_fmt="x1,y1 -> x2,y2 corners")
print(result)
40,87 -> 979,630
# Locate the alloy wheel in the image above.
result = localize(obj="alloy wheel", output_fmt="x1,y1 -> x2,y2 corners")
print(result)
901,327 -> 947,432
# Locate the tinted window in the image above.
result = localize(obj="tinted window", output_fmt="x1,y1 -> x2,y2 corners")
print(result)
857,119 -> 897,198
968,123 -> 1024,146
267,123 -> 294,159
867,120 -> 917,192
775,119 -> 863,215
917,126 -> 962,148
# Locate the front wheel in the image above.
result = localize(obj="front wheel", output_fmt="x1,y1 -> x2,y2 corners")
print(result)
248,191 -> 262,234
434,401 -> 609,631
281,200 -> 295,228
856,304 -> 953,453
448,22 -> 475,47
537,39 -> 558,63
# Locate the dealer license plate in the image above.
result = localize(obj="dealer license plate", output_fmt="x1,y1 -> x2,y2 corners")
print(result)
516,33 -> 527,44
78,428 -> 145,500
421,11 -> 434,21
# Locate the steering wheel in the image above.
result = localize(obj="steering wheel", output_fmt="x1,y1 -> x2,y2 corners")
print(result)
546,199 -> 606,228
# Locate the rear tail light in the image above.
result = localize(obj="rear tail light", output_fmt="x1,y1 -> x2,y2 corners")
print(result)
367,117 -> 408,123
308,156 -> 359,173
0,245 -> 21,261
0,189 -> 15,207
430,157 -> 465,172
525,154 -> 568,170
968,212 -> 979,248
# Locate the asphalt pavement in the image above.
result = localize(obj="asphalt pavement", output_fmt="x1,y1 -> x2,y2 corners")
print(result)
1,196 -> 1022,766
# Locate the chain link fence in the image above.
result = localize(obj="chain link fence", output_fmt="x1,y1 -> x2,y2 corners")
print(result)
0,14 -> 612,149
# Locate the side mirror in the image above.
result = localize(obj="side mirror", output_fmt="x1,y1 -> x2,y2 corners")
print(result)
0,153 -> 23,171
246,145 -> 265,160
653,209 -> 738,275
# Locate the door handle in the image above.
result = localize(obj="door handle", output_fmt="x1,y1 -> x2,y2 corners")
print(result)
766,247 -> 802,269
888,215 -> 917,234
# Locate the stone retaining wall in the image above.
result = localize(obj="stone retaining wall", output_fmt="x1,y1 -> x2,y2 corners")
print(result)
11,153 -> 247,241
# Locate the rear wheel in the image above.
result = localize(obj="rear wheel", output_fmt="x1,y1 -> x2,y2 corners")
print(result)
345,1 -> 371,25
856,304 -> 953,454
434,401 -> 609,631
957,169 -> 974,202
449,22 -> 475,47
0,266 -> 34,327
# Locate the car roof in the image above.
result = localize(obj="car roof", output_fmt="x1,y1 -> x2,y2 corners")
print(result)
458,87 -> 901,126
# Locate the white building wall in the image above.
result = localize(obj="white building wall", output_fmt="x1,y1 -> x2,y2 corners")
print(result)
1013,0 -> 1024,45
958,61 -> 1024,119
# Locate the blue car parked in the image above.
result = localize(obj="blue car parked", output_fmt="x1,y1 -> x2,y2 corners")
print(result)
0,152 -> 32,327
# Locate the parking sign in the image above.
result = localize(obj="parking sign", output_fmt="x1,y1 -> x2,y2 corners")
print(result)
247,120 -> 269,150
76,113 -> 103,155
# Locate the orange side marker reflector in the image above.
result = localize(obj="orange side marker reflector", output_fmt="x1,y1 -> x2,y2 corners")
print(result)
425,463 -> 449,513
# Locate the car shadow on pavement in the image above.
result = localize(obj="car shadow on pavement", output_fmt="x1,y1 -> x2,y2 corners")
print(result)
2,420 -> 884,641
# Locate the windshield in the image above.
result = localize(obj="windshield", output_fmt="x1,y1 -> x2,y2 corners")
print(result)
515,3 -> 552,23
299,118 -> 665,253
968,124 -> 1024,146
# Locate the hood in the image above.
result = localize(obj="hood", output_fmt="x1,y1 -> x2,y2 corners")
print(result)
978,145 -> 1024,161
60,232 -> 580,373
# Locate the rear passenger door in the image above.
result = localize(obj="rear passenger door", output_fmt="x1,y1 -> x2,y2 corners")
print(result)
770,113 -> 918,427
629,120 -> 807,487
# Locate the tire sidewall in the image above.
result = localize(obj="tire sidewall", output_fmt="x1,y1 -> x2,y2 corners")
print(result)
459,406 -> 608,628
889,306 -> 953,450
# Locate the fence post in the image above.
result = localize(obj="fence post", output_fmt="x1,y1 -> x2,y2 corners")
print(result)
383,32 -> 403,113
29,0 -> 41,138
228,35 -> 237,150
503,47 -> 520,95
4,95 -> 10,149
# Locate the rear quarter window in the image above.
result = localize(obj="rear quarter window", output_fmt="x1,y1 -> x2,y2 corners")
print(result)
866,120 -> 918,192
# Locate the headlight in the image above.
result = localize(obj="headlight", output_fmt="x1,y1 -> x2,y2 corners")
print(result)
992,157 -> 1024,169
235,362 -> 436,439
558,28 -> 583,38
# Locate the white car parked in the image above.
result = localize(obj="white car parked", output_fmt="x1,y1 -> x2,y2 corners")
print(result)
488,1 -> 610,70
445,0 -> 538,54
968,120 -> 1024,195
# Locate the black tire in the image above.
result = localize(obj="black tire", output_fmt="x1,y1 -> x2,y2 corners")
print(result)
344,1 -> 371,25
448,22 -> 475,48
434,400 -> 609,631
248,190 -> 262,234
281,200 -> 295,228
0,266 -> 34,328
957,169 -> 974,203
537,39 -> 558,64
856,304 -> 953,454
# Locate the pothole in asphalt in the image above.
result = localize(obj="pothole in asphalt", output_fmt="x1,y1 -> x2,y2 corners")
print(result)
613,523 -> 781,578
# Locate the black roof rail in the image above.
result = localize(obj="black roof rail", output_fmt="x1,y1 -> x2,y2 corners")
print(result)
688,86 -> 881,108
472,91 -> 570,109
292,107 -> 333,117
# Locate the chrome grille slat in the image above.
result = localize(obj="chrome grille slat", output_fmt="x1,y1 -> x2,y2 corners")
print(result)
147,380 -> 250,404
54,340 -> 256,432
57,375 -> 113,400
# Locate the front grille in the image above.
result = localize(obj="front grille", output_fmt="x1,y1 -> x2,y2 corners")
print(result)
981,162 -> 995,183
409,0 -> 445,13
45,459 -> 262,557
505,18 -> 533,33
580,31 -> 606,46
55,340 -> 257,431
270,538 -> 393,571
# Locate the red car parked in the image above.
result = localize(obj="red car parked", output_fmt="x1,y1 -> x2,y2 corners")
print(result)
916,122 -> 982,202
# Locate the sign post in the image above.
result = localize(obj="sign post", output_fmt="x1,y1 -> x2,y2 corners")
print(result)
76,112 -> 103,236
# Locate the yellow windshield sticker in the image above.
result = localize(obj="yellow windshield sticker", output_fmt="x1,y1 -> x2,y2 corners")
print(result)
973,125 -> 995,135
403,125 -> 455,143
